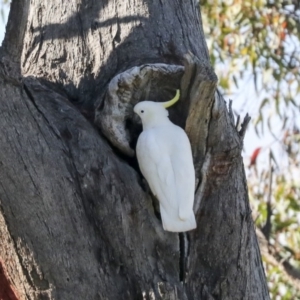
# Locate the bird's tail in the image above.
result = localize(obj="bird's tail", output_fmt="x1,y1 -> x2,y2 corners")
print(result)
161,206 -> 196,232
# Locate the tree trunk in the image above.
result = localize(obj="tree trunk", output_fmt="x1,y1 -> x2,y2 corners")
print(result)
0,0 -> 270,299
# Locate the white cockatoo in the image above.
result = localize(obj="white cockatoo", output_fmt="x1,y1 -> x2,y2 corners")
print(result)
134,90 -> 196,232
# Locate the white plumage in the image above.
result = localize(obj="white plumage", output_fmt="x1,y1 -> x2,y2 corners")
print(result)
134,91 -> 196,232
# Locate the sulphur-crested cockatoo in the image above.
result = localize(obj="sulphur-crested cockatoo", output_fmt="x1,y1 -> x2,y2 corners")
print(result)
134,90 -> 196,232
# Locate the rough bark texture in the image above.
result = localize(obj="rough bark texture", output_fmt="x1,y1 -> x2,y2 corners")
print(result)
0,0 -> 270,299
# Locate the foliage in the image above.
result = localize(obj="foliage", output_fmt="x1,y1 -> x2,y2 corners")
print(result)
248,129 -> 300,299
201,0 -> 300,298
201,0 -> 300,132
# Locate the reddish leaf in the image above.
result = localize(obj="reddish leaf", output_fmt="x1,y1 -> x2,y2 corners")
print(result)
249,147 -> 262,167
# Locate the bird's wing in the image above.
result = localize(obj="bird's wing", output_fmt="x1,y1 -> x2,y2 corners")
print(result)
170,127 -> 195,220
136,130 -> 177,210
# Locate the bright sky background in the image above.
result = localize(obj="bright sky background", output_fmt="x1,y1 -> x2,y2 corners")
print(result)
0,4 -> 8,43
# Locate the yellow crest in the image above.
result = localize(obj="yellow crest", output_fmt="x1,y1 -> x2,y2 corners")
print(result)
161,90 -> 180,108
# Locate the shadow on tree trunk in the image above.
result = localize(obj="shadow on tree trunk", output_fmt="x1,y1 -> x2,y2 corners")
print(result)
0,0 -> 270,299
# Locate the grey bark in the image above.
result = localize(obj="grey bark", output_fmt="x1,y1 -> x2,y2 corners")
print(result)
0,0 -> 269,299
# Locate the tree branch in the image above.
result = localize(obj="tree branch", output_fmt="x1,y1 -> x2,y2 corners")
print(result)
256,228 -> 300,292
2,0 -> 30,62
239,113 -> 251,141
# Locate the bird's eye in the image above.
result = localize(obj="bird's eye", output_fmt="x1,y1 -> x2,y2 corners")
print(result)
141,110 -> 144,113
